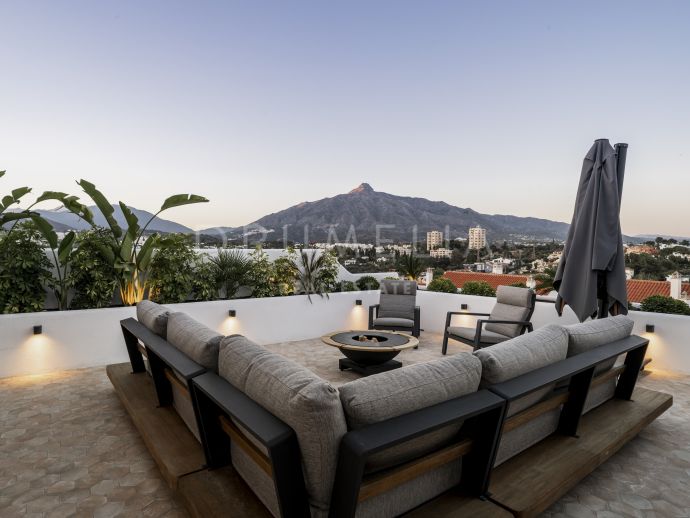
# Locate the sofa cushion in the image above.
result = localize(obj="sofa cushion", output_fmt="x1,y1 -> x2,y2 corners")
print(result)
474,324 -> 568,415
564,315 -> 634,357
219,335 -> 347,516
377,280 -> 417,320
339,353 -> 481,472
447,326 -> 509,345
166,312 -> 223,372
373,317 -> 414,328
136,300 -> 170,338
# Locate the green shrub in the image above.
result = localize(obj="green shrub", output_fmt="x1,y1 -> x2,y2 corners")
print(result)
339,280 -> 357,292
191,258 -> 218,301
640,295 -> 690,316
356,275 -> 380,291
427,278 -> 458,293
0,225 -> 52,313
148,234 -> 196,303
68,228 -> 117,309
209,249 -> 251,299
461,281 -> 496,297
274,254 -> 297,296
509,282 -> 527,288
247,246 -> 275,298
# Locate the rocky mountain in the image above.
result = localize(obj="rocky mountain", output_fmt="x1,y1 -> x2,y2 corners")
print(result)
200,183 -> 572,243
31,205 -> 193,234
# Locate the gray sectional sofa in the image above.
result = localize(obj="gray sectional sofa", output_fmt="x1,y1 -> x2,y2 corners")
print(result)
121,302 -> 649,518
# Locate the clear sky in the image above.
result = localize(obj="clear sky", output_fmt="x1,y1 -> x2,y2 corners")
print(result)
1,1 -> 689,236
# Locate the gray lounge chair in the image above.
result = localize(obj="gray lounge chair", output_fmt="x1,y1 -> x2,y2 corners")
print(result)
442,285 -> 536,353
368,279 -> 421,338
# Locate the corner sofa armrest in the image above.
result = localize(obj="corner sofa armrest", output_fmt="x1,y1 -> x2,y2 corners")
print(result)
445,311 -> 491,330
329,390 -> 506,518
120,317 -> 147,373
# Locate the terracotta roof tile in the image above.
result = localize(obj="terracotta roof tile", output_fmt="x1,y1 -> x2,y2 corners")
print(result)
442,271 -> 529,291
625,280 -> 690,303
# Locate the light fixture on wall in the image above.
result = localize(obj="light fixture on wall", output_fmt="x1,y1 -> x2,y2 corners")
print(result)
355,299 -> 362,306
33,325 -> 43,335
645,324 -> 655,333
228,310 -> 237,318
460,304 -> 468,310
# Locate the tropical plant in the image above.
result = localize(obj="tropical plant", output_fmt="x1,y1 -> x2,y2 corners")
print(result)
461,281 -> 496,297
246,246 -> 276,298
0,224 -> 52,313
356,275 -> 380,291
397,254 -> 426,280
148,234 -> 197,303
640,295 -> 690,316
209,249 -> 252,299
427,277 -> 458,293
60,180 -> 208,305
316,250 -> 340,293
68,228 -> 117,309
0,170 -> 33,230
535,267 -> 556,293
339,280 -> 357,292
291,249 -> 338,302
191,258 -> 218,301
274,252 -> 297,296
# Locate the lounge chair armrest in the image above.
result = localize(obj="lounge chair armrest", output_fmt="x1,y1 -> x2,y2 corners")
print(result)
488,335 -> 649,402
144,335 -> 206,381
192,372 -> 294,448
447,312 -> 491,317
476,319 -> 533,328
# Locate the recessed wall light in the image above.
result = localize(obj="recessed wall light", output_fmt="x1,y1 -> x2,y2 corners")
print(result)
33,325 -> 42,335
461,304 -> 468,310
645,324 -> 655,333
228,310 -> 236,317
355,299 -> 362,306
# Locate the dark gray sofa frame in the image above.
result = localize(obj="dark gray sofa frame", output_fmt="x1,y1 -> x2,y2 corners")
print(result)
121,316 -> 650,518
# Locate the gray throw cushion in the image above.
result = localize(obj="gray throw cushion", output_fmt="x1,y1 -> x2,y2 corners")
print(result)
136,300 -> 170,338
447,326 -> 509,345
166,312 -> 223,372
377,280 -> 417,320
373,317 -> 414,328
564,315 -> 634,357
219,335 -> 347,516
475,324 -> 568,415
485,286 -> 534,337
339,353 -> 481,472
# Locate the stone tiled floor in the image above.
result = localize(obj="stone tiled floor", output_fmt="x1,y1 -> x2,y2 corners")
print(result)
1,363 -> 688,517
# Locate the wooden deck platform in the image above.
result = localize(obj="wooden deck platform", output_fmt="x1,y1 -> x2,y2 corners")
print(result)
107,363 -> 672,517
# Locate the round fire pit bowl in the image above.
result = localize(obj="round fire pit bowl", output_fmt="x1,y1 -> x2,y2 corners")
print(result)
321,330 -> 419,375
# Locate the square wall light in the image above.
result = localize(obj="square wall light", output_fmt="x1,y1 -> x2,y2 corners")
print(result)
461,304 -> 468,310
355,299 -> 362,306
645,324 -> 655,333
33,325 -> 43,335
228,310 -> 237,318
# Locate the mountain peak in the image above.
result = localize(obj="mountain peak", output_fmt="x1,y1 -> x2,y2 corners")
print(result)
349,183 -> 374,194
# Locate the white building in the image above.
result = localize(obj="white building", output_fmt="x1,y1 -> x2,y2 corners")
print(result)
426,230 -> 443,251
469,226 -> 486,250
429,247 -> 452,259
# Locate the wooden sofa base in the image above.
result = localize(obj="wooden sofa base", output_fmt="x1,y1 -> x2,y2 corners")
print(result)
108,363 -> 671,518
487,386 -> 673,518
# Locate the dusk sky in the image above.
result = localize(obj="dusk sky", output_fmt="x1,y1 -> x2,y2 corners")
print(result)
1,1 -> 689,236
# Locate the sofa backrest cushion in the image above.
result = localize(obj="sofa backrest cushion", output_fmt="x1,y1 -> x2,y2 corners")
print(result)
475,324 -> 568,415
564,315 -> 634,357
377,280 -> 417,320
219,335 -> 347,515
339,353 -> 482,472
166,312 -> 223,372
136,300 -> 170,339
485,286 -> 535,338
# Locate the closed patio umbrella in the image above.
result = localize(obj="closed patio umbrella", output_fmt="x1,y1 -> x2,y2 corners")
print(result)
554,139 -> 629,322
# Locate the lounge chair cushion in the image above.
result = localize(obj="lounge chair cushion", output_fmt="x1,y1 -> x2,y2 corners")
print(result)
339,353 -> 481,472
475,324 -> 568,415
377,280 -> 417,320
166,312 -> 223,372
564,315 -> 634,357
219,335 -> 347,516
136,300 -> 170,338
447,326 -> 509,345
485,286 -> 534,337
373,317 -> 414,328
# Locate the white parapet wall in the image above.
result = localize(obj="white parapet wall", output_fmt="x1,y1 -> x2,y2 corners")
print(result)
1,290 -> 689,378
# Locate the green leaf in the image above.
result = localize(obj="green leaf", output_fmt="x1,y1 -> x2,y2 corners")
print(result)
0,170 -> 5,178
35,191 -> 70,203
1,195 -> 14,209
58,231 -> 76,263
159,194 -> 209,212
30,215 -> 58,249
10,187 -> 31,200
119,201 -> 140,238
137,234 -> 158,271
119,231 -> 133,263
77,179 -> 122,238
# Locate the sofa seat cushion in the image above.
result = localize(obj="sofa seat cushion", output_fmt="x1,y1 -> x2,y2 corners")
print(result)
136,300 -> 170,338
166,312 -> 223,372
447,326 -> 509,344
474,325 -> 568,415
373,317 -> 414,328
219,335 -> 347,515
339,353 -> 481,472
